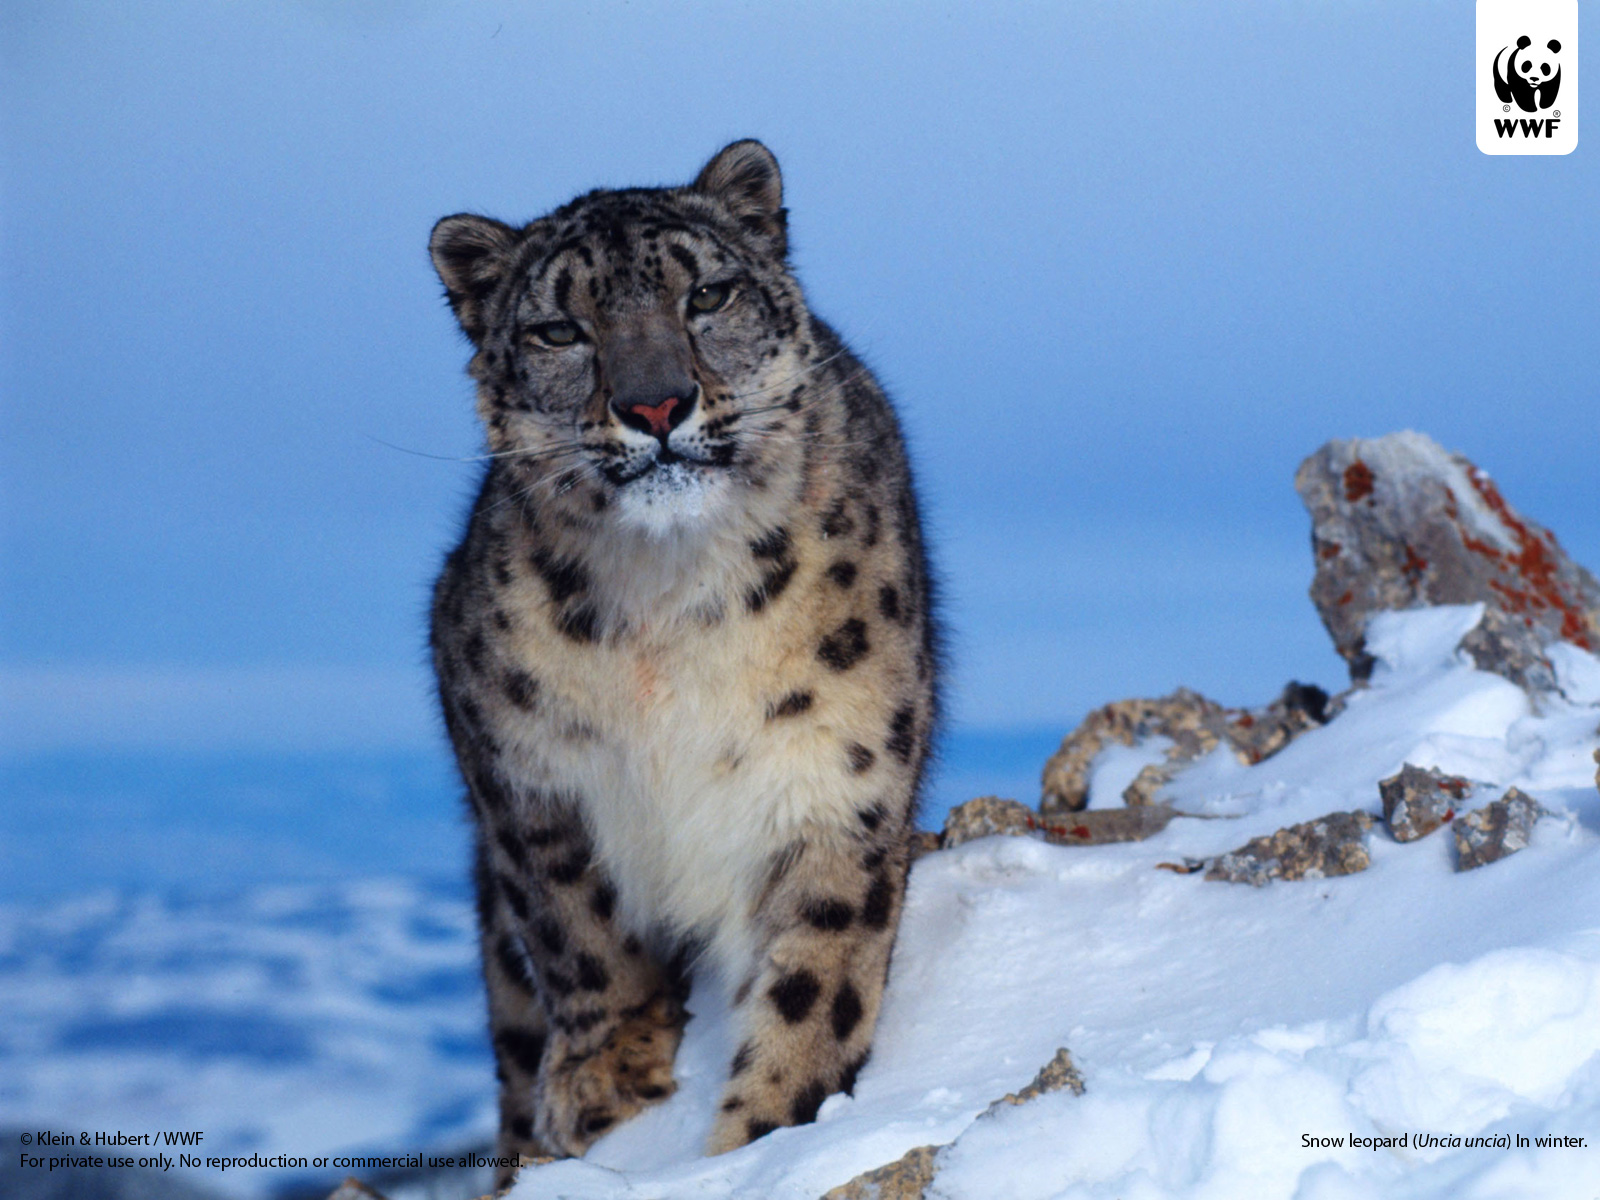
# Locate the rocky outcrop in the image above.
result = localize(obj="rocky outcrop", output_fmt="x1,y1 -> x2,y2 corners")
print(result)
1296,432 -> 1600,690
1031,805 -> 1181,846
940,796 -> 1036,847
820,1049 -> 1083,1200
940,796 -> 1181,849
1379,764 -> 1473,842
1205,811 -> 1374,886
820,1144 -> 940,1200
986,1048 -> 1085,1108
1453,788 -> 1543,870
1040,684 -> 1329,813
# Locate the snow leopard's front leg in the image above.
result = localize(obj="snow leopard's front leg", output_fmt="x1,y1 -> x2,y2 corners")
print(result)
706,819 -> 911,1154
472,782 -> 688,1179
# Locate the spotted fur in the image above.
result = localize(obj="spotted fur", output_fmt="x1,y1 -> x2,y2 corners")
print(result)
428,141 -> 939,1185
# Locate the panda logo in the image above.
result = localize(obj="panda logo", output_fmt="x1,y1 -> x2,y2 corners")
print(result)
1494,36 -> 1563,112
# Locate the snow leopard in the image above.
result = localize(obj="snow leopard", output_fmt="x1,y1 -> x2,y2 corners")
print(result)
427,140 -> 940,1182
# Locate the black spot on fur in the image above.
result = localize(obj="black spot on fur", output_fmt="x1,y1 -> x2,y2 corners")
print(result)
769,969 -> 822,1024
838,1051 -> 869,1095
862,874 -> 894,929
721,1097 -> 744,1112
746,1119 -> 777,1141
858,803 -> 886,831
817,618 -> 870,671
530,548 -> 589,605
543,965 -> 576,996
574,953 -> 610,992
768,690 -> 814,719
862,504 -> 881,547
581,1109 -> 615,1135
750,527 -> 791,560
730,1041 -> 755,1076
495,934 -> 534,992
790,1079 -> 829,1125
471,767 -> 511,814
831,982 -> 864,1041
886,705 -> 916,763
821,500 -> 854,539
507,1114 -> 533,1142
590,881 -> 617,921
498,873 -> 530,922
802,898 -> 854,931
862,845 -> 887,871
878,585 -> 902,623
495,826 -> 524,864
496,1027 -> 546,1075
525,824 -> 566,847
536,918 -> 565,956
555,1009 -> 605,1035
463,630 -> 487,674
826,560 -> 858,589
503,669 -> 539,710
847,743 -> 876,774
667,243 -> 699,277
548,846 -> 591,885
746,559 -> 797,613
557,604 -> 600,643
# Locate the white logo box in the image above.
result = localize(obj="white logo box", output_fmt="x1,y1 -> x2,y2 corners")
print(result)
1478,0 -> 1579,154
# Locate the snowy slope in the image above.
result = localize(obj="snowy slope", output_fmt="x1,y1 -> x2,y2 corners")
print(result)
509,606 -> 1600,1199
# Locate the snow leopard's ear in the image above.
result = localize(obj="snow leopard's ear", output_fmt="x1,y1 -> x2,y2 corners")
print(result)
430,214 -> 520,345
694,140 -> 787,258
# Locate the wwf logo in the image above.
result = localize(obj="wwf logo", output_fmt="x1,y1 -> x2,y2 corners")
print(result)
1493,35 -> 1563,112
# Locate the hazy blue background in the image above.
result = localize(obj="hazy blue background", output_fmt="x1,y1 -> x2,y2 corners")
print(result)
2,1 -> 1596,891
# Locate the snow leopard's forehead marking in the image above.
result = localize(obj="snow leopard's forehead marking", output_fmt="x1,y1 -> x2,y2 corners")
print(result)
500,188 -> 795,333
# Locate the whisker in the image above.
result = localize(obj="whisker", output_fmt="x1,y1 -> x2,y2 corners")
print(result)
364,434 -> 594,466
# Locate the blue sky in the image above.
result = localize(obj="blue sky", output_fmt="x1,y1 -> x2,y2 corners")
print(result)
3,0 -> 1597,750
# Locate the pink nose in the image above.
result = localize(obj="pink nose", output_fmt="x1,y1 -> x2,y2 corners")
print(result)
629,396 -> 680,436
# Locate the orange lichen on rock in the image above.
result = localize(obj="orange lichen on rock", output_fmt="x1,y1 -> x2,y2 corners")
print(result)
1466,467 -> 1594,650
1343,460 -> 1375,503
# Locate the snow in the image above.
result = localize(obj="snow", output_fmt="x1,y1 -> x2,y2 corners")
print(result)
3,607 -> 1597,1199
505,607 -> 1600,1199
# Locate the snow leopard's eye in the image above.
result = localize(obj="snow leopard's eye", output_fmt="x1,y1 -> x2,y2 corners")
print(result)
689,282 -> 731,314
529,321 -> 583,347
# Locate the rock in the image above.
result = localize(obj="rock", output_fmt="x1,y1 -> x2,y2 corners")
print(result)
821,1048 -> 1083,1200
1295,432 -> 1600,690
986,1048 -> 1085,1109
1032,804 -> 1181,845
907,830 -> 943,860
1205,811 -> 1374,886
1041,690 -> 1233,812
1379,763 -> 1473,842
942,797 -> 1184,850
820,1144 -> 941,1200
1453,788 -> 1543,870
941,796 -> 1035,847
1041,684 -> 1330,813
